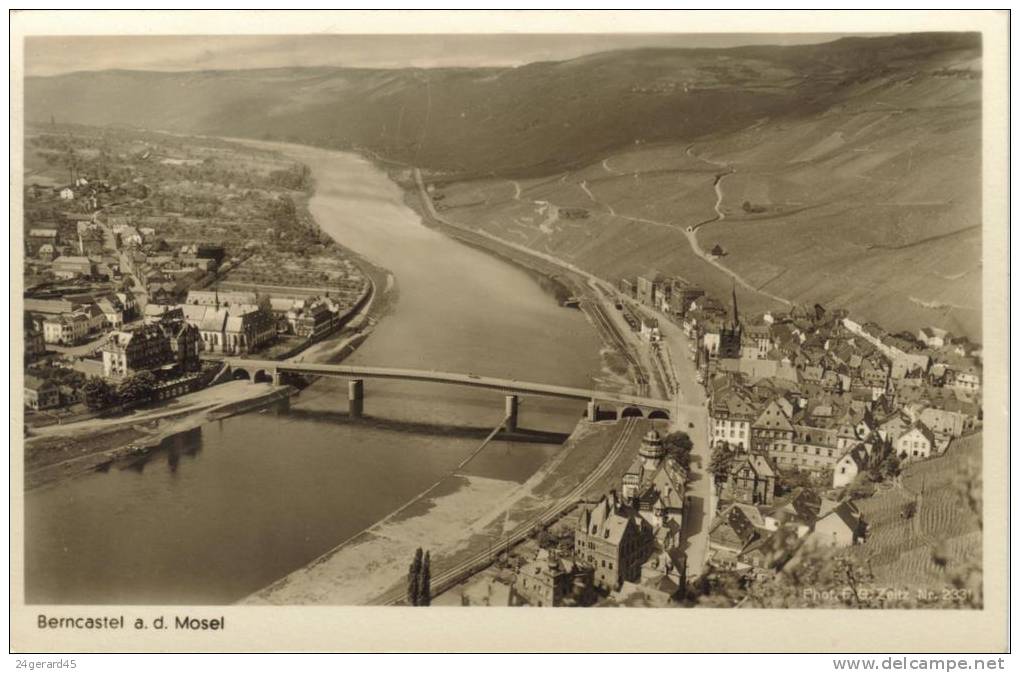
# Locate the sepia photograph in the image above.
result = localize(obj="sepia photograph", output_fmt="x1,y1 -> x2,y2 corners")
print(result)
9,9 -> 1010,655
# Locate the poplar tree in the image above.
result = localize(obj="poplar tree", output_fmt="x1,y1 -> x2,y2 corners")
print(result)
420,551 -> 431,607
407,547 -> 423,606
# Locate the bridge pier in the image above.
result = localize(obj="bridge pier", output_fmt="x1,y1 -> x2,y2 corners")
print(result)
587,399 -> 598,422
348,379 -> 364,418
272,368 -> 280,386
504,395 -> 518,433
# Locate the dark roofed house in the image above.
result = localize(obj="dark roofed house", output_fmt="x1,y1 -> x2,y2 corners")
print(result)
25,375 -> 60,410
723,453 -> 777,506
810,500 -> 863,548
636,269 -> 670,308
708,503 -> 771,568
574,492 -> 653,591
51,255 -> 94,279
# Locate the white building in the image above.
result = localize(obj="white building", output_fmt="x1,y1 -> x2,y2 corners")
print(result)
917,326 -> 950,349
833,445 -> 868,489
895,423 -> 937,462
42,313 -> 89,345
948,368 -> 981,394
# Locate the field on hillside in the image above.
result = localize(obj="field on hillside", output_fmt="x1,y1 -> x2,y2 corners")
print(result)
693,70 -> 981,338
434,58 -> 982,338
852,432 -> 982,598
434,145 -> 786,319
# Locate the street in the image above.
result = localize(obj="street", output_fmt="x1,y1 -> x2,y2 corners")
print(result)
612,294 -> 712,578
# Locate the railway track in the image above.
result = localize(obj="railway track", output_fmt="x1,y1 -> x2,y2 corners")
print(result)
370,417 -> 640,605
581,297 -> 648,390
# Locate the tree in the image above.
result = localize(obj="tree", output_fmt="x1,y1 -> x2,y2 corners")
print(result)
82,376 -> 116,410
407,547 -> 423,606
777,467 -> 815,495
116,371 -> 157,404
662,431 -> 693,471
879,452 -> 901,480
420,551 -> 431,607
708,443 -> 733,484
535,527 -> 557,550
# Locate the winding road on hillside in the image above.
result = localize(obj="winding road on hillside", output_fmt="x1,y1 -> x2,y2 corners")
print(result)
682,146 -> 793,306
510,148 -> 793,307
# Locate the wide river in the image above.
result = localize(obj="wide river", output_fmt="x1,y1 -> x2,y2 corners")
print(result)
25,145 -> 604,604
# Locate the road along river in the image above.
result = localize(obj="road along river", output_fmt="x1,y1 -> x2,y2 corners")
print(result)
24,145 -> 609,605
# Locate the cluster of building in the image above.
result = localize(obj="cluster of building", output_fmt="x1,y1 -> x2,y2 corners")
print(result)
23,161 -> 372,415
101,313 -> 201,380
709,477 -> 864,570
513,430 -> 688,607
704,444 -> 863,572
26,212 -> 226,300
144,289 -> 359,355
620,270 -> 982,485
145,290 -> 275,356
609,269 -> 983,575
25,291 -> 137,349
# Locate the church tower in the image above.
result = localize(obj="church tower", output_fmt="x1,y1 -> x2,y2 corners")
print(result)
719,283 -> 742,358
639,429 -> 666,471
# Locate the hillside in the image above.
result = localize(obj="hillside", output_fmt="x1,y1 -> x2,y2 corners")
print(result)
25,33 -> 979,178
852,432 -> 982,602
24,32 -> 983,337
429,45 -> 981,336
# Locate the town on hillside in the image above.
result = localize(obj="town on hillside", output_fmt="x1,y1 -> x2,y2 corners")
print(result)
487,269 -> 982,608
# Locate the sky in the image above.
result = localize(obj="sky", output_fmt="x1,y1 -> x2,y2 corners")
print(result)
25,33 -> 867,77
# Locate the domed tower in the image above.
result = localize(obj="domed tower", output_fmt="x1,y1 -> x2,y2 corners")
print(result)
639,429 -> 666,471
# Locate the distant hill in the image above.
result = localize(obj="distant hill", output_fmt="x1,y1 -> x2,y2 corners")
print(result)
25,33 -> 980,178
24,32 -> 983,338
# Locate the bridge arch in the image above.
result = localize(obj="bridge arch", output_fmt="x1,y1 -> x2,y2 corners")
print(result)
647,409 -> 671,421
231,368 -> 252,381
252,369 -> 274,384
619,406 -> 645,419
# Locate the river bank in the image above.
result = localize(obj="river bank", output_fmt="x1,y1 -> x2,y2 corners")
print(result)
23,197 -> 395,494
236,145 -> 667,605
394,168 -> 648,397
245,415 -> 657,606
26,141 -> 647,606
25,383 -> 295,491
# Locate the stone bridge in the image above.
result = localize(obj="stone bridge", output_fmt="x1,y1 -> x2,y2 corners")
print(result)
222,358 -> 700,427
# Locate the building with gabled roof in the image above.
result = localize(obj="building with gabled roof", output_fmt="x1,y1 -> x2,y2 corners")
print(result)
722,452 -> 777,506
708,502 -> 773,569
762,487 -> 821,535
895,421 -> 937,462
833,443 -> 870,489
751,398 -> 795,457
101,323 -> 176,379
636,269 -> 669,308
709,388 -> 758,450
810,499 -> 863,548
25,375 -> 61,410
622,430 -> 687,537
788,421 -> 840,472
573,492 -> 653,591
51,255 -> 94,279
513,549 -> 592,607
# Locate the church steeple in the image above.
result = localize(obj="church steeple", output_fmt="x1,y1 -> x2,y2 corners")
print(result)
731,283 -> 740,329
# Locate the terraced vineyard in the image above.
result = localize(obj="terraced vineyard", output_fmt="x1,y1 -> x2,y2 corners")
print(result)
853,432 -> 982,591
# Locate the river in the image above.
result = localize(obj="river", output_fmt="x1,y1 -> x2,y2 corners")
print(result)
24,146 -> 605,605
